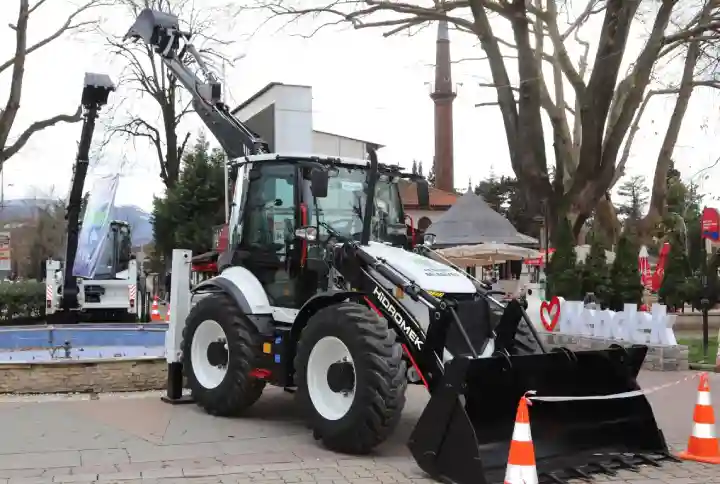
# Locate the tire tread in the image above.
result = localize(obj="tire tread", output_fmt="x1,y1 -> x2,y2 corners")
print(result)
182,293 -> 265,416
295,301 -> 407,454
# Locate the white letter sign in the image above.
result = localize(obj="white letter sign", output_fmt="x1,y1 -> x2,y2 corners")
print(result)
532,297 -> 677,346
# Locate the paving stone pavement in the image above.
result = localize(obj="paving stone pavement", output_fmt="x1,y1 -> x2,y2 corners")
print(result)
0,370 -> 717,483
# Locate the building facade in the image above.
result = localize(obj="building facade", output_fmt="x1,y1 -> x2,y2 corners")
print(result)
231,83 -> 381,157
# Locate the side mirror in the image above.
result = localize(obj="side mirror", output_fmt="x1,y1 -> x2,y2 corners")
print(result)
295,226 -> 318,241
386,223 -> 407,236
423,233 -> 436,247
310,169 -> 329,198
416,179 -> 430,209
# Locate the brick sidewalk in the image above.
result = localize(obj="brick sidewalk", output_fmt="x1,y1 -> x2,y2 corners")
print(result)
18,458 -> 720,483
0,371 -> 716,483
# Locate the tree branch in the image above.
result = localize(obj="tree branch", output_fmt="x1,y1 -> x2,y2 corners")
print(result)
0,106 -> 82,165
0,0 -> 99,165
560,0 -> 605,40
0,0 -> 102,76
571,28 -> 591,173
467,0 -> 520,167
542,0 -> 586,98
600,1 -> 680,173
640,0 -> 717,239
610,88 -> 679,190
110,117 -> 167,183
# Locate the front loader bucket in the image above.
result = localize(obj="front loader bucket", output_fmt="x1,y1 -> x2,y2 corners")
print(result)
408,345 -> 673,484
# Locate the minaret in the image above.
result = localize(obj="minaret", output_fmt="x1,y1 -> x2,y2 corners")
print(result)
430,19 -> 456,193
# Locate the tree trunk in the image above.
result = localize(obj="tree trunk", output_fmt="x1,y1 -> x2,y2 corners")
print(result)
594,194 -> 621,245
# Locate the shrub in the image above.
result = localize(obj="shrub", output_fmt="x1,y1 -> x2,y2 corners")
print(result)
546,217 -> 581,300
609,232 -> 644,311
681,273 -> 703,310
0,280 -> 45,325
659,232 -> 691,311
580,236 -> 611,307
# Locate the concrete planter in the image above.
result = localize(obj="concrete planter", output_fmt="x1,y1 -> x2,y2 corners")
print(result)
0,357 -> 168,394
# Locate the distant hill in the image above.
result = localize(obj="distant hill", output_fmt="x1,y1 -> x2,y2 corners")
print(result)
0,198 -> 153,246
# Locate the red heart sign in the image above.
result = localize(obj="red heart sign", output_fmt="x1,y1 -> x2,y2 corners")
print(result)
540,296 -> 561,331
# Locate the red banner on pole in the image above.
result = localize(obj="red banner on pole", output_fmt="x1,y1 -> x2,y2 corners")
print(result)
524,248 -> 555,266
652,242 -> 671,292
701,207 -> 719,241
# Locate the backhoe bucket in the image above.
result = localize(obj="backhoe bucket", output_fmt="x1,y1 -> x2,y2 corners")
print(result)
408,345 -> 672,484
124,8 -> 180,45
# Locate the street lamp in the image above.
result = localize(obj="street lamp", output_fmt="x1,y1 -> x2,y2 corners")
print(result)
536,200 -> 550,267
533,203 -> 549,297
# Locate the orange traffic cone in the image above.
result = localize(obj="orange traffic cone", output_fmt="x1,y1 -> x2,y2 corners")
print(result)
678,372 -> 720,464
150,296 -> 161,321
165,306 -> 171,323
504,395 -> 538,484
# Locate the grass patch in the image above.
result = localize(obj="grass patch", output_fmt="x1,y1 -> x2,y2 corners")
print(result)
678,337 -> 719,364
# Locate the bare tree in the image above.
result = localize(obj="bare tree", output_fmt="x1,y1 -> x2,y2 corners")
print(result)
8,186 -> 66,279
0,0 -> 103,168
258,0 -> 720,243
103,0 -> 239,189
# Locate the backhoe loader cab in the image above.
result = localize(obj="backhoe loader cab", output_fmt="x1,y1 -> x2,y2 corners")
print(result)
221,154 -> 420,255
127,8 -> 674,484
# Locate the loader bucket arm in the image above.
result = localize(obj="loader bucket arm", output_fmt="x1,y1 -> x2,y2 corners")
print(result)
409,344 -> 672,484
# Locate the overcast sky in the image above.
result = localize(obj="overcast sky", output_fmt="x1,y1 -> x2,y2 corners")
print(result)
1,0 -> 719,212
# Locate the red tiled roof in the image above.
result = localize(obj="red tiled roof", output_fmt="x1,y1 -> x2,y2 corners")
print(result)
399,180 -> 459,208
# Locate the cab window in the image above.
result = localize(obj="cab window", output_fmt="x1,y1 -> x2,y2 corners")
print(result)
242,164 -> 296,250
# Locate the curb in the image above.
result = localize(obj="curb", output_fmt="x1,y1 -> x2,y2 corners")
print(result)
689,363 -> 717,372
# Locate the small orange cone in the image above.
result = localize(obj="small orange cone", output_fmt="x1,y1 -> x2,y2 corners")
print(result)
678,372 -> 720,464
504,395 -> 538,484
150,296 -> 161,321
165,306 -> 171,323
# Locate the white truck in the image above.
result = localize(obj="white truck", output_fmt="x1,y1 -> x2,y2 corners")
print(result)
44,74 -> 142,323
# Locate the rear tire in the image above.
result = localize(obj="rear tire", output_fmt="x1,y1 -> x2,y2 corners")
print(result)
295,302 -> 407,454
182,293 -> 265,416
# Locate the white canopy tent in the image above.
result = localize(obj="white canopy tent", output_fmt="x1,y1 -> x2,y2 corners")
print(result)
436,242 -> 542,267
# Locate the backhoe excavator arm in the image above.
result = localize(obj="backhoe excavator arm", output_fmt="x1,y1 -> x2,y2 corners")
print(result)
124,9 -> 269,158
61,74 -> 115,310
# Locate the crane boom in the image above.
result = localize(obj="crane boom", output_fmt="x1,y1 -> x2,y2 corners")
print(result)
62,73 -> 115,310
124,9 -> 269,158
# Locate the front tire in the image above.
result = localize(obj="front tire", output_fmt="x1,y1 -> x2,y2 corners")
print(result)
295,302 -> 407,454
182,293 -> 265,416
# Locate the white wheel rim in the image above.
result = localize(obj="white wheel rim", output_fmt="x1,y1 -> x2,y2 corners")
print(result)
307,336 -> 356,421
191,319 -> 229,389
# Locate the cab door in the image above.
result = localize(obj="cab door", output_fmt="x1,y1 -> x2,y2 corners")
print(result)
240,163 -> 302,309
